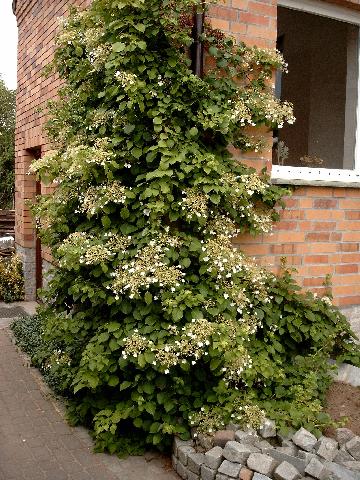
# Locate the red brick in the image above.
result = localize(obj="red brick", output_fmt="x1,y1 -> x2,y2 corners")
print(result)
304,255 -> 329,265
305,232 -> 330,242
313,198 -> 338,209
335,264 -> 358,274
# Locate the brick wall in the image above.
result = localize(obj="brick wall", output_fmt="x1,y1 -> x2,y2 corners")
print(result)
14,0 -> 91,298
209,0 -> 360,308
14,0 -> 360,306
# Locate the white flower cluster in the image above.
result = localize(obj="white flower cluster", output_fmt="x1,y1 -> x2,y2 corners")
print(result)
45,348 -> 71,370
179,188 -> 208,221
84,27 -> 105,49
242,47 -> 288,73
115,71 -> 138,89
245,91 -> 295,128
222,346 -> 253,385
121,330 -> 150,359
31,141 -> 115,184
230,99 -> 253,126
57,232 -> 131,268
121,318 -> 215,373
80,234 -> 131,265
202,235 -> 271,310
204,216 -> 240,239
188,408 -> 225,435
111,232 -> 184,299
230,403 -> 266,430
66,140 -> 115,178
241,173 -> 268,196
223,172 -> 269,198
79,181 -> 127,216
249,208 -> 273,234
321,296 -> 332,306
30,150 -> 60,176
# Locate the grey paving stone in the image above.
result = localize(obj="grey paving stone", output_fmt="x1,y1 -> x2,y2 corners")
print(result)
204,446 -> 224,470
335,428 -> 356,446
174,437 -> 193,456
223,441 -> 259,463
341,461 -> 360,471
247,452 -> 277,476
304,457 -> 327,479
177,461 -> 188,479
259,419 -> 276,438
334,447 -> 355,463
316,436 -> 339,461
268,448 -> 307,474
197,433 -> 214,451
274,461 -> 301,480
213,430 -> 235,447
235,429 -> 259,445
218,460 -> 242,478
253,474 -> 272,480
179,445 -> 196,465
346,436 -> 360,460
201,464 -> 216,480
323,461 -> 360,480
255,440 -> 273,453
187,452 -> 205,474
292,428 -> 317,452
187,470 -> 200,480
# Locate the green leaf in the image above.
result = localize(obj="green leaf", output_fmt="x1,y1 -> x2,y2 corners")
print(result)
145,292 -> 153,305
135,24 -> 146,33
164,400 -> 175,413
138,41 -> 147,50
101,216 -> 111,229
108,376 -> 119,387
143,383 -> 155,394
120,381 -> 132,391
113,42 -> 126,52
145,402 -> 156,415
109,338 -> 120,351
134,417 -> 143,428
189,127 -> 198,137
124,124 -> 135,134
98,332 -> 109,342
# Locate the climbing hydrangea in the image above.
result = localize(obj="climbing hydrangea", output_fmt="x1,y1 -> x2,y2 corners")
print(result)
30,0 -> 360,455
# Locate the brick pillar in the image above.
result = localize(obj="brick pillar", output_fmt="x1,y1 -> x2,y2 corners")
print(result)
14,150 -> 37,300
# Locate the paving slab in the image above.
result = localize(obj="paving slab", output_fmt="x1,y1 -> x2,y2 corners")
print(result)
0,328 -> 178,480
0,301 -> 37,329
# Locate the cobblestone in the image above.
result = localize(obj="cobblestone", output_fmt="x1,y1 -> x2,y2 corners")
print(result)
0,329 -> 178,480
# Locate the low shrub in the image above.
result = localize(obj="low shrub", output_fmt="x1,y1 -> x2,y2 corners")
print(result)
0,254 -> 24,302
11,314 -> 73,395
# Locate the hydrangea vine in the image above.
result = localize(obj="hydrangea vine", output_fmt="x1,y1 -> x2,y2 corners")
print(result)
30,0 -> 358,453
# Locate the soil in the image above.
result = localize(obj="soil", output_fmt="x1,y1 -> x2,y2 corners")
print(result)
325,381 -> 360,437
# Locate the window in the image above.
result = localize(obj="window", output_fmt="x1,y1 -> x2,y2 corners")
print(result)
272,0 -> 360,186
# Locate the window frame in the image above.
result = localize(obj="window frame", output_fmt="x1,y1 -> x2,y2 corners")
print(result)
272,0 -> 360,187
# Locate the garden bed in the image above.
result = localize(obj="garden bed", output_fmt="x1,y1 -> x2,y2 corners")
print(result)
325,382 -> 360,437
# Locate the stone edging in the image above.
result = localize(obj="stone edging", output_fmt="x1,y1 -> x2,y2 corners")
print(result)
172,424 -> 360,480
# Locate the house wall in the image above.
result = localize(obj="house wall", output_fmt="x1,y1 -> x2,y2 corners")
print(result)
14,0 -> 91,299
209,0 -> 360,308
13,0 -> 360,308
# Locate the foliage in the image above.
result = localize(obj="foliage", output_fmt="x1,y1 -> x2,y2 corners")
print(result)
11,314 -> 73,394
0,77 -> 16,209
0,254 -> 24,302
28,0 -> 360,454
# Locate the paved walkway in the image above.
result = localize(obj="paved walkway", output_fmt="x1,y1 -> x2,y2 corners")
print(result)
0,308 -> 178,480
